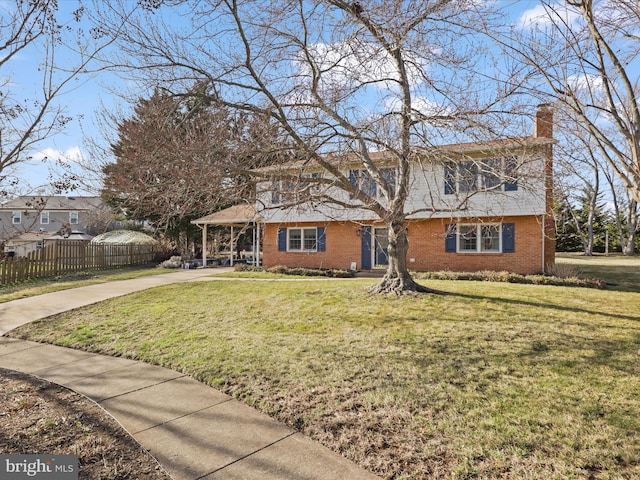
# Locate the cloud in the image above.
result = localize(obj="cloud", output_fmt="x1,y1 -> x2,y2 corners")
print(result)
293,41 -> 429,93
519,3 -> 581,29
566,73 -> 604,94
384,96 -> 453,119
32,146 -> 85,164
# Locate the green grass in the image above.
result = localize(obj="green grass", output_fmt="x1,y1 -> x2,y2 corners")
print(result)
556,252 -> 640,292
10,268 -> 640,479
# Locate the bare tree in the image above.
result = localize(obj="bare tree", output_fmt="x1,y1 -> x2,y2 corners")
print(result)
502,0 -> 640,256
0,0 -> 115,197
90,0 -> 528,293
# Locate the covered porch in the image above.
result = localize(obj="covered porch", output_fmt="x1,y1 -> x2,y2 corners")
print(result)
191,204 -> 262,268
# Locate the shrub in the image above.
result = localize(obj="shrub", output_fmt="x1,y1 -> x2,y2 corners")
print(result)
414,270 -> 605,289
159,256 -> 183,269
233,264 -> 264,273
265,265 -> 355,278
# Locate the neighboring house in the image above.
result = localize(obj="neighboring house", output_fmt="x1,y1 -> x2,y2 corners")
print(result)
0,196 -> 106,256
253,105 -> 555,275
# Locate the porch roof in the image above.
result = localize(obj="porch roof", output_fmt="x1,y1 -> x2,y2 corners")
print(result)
191,204 -> 261,227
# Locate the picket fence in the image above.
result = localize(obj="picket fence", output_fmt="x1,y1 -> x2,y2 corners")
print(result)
0,241 -> 158,285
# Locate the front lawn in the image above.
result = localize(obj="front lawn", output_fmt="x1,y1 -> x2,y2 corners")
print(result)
10,277 -> 640,479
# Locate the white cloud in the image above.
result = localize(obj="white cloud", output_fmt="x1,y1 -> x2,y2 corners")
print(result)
294,41 -> 429,93
567,73 -> 604,93
519,3 -> 581,29
384,97 -> 452,118
33,146 -> 85,164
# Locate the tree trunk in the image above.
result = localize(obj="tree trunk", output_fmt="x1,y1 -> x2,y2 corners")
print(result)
369,221 -> 436,295
622,200 -> 638,256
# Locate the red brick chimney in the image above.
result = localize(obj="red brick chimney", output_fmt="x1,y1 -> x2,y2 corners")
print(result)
534,103 -> 553,138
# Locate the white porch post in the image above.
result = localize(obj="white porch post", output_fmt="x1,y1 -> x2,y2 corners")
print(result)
230,226 -> 234,267
257,222 -> 261,265
202,224 -> 207,268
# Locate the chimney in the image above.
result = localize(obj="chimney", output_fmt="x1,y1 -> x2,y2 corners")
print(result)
534,103 -> 553,138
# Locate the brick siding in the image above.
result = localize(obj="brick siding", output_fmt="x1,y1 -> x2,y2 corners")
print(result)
263,215 -> 553,275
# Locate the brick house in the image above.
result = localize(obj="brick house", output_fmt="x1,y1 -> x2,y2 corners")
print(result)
253,106 -> 555,275
0,196 -> 108,256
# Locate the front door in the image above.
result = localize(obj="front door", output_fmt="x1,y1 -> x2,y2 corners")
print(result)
373,227 -> 389,268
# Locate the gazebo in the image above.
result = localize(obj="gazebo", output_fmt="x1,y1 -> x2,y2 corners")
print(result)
191,204 -> 262,267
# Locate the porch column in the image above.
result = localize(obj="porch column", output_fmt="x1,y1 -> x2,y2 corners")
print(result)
257,222 -> 261,265
230,226 -> 234,267
202,224 -> 207,268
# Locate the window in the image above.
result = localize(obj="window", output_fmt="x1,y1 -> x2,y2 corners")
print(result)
271,174 -> 323,205
40,211 -> 50,224
278,227 -> 326,252
271,179 -> 295,204
69,211 -> 79,224
445,223 -> 515,253
287,228 -> 317,251
12,211 -> 21,224
349,167 -> 396,199
36,240 -> 44,250
444,157 -> 518,195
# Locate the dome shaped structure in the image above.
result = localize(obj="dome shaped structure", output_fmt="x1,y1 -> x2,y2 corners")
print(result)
90,230 -> 157,245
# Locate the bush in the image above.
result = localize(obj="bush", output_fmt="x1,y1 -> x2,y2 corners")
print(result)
159,256 -> 184,268
233,263 -> 355,277
233,264 -> 264,273
259,265 -> 355,278
414,270 -> 605,289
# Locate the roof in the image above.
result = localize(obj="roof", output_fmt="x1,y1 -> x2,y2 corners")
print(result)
46,231 -> 94,241
191,204 -> 261,226
5,231 -> 56,243
254,136 -> 557,174
91,230 -> 157,245
0,196 -> 103,211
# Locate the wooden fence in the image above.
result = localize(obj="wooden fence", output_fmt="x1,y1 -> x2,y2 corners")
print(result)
0,241 -> 158,285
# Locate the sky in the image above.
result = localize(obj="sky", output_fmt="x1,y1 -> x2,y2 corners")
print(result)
2,0 -> 599,198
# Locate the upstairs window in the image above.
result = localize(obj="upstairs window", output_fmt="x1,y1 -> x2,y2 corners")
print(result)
271,174 -> 322,205
69,211 -> 79,224
12,211 -> 21,224
444,156 -> 518,195
349,167 -> 396,199
40,211 -> 50,225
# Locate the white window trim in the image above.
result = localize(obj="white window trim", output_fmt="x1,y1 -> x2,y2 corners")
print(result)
40,211 -> 50,225
457,223 -> 502,254
287,227 -> 318,252
12,211 -> 21,224
69,211 -> 79,224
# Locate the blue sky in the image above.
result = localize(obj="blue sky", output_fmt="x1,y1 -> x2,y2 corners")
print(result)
4,0 -> 562,197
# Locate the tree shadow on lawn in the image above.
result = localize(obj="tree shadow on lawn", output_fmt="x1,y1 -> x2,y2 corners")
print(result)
443,292 -> 640,376
445,291 -> 640,324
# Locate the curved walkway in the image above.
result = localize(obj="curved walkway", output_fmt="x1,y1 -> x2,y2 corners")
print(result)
0,269 -> 380,480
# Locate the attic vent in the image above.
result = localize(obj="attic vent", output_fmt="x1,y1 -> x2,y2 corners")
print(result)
67,196 -> 76,200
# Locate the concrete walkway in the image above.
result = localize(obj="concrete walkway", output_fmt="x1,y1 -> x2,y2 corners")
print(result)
0,269 -> 380,480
